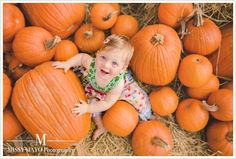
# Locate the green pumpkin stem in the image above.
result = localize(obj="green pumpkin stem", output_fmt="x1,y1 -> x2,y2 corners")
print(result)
44,35 -> 61,50
151,136 -> 171,149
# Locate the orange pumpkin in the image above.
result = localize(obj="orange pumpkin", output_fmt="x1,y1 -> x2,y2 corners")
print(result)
149,87 -> 178,116
178,54 -> 213,88
21,3 -> 85,39
90,3 -> 118,30
11,62 -> 91,148
176,98 -> 209,132
111,15 -> 139,38
74,24 -> 105,53
3,108 -> 25,142
110,3 -> 121,14
3,4 -> 25,43
186,74 -> 219,99
206,89 -> 233,121
157,3 -> 193,28
54,40 -> 79,61
132,120 -> 173,156
102,101 -> 138,137
131,24 -> 182,86
3,73 -> 12,110
221,82 -> 233,90
207,23 -> 233,78
13,26 -> 59,67
183,9 -> 221,55
206,121 -> 233,156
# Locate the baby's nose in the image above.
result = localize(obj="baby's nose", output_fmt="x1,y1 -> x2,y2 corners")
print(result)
104,61 -> 111,68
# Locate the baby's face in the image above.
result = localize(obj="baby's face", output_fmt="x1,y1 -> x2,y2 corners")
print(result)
95,48 -> 127,80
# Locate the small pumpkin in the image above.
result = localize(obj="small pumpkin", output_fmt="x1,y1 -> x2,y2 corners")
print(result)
176,98 -> 209,132
204,89 -> 233,121
3,73 -> 12,110
131,120 -> 173,156
111,15 -> 139,38
11,62 -> 91,148
131,24 -> 182,86
13,26 -> 60,67
3,4 -> 25,43
186,74 -> 219,100
206,121 -> 233,156
102,101 -> 139,137
90,3 -> 119,30
207,23 -> 233,78
110,3 -> 121,14
54,40 -> 79,61
183,7 -> 221,55
3,108 -> 25,142
149,87 -> 178,116
178,54 -> 213,88
221,82 -> 233,90
74,24 -> 105,53
21,3 -> 85,39
157,3 -> 193,28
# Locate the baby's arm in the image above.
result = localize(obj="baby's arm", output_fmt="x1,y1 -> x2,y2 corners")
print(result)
52,53 -> 92,72
71,79 -> 125,116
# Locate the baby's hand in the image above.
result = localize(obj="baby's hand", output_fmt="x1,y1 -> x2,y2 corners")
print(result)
52,61 -> 71,72
71,99 -> 89,117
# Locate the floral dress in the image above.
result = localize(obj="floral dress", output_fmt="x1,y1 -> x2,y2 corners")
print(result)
79,58 -> 151,120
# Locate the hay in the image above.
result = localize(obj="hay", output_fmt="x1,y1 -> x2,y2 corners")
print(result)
3,3 -> 233,157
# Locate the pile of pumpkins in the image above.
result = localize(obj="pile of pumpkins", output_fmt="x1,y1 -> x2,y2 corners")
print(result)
3,3 -> 233,156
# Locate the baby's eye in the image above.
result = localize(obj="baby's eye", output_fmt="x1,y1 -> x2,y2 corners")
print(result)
112,61 -> 118,66
101,56 -> 106,60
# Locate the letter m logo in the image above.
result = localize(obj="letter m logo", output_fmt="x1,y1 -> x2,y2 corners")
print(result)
35,134 -> 46,146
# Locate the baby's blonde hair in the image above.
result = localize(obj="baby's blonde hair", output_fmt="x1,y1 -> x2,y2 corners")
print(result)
98,34 -> 134,68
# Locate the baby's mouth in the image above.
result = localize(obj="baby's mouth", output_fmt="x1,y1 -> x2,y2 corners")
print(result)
101,69 -> 109,75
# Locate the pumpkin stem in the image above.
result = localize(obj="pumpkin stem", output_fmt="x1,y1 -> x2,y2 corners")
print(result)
193,4 -> 204,27
151,136 -> 171,149
44,35 -> 61,50
226,132 -> 233,142
103,11 -> 119,21
202,100 -> 219,112
84,28 -> 93,38
150,34 -> 164,45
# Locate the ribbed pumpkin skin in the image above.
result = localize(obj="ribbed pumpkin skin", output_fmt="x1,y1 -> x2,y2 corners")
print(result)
3,109 -> 25,141
207,23 -> 233,78
131,120 -> 173,156
131,24 -> 181,86
11,62 -> 91,148
13,26 -> 56,67
102,101 -> 138,137
54,40 -> 79,61
206,121 -> 233,156
111,15 -> 139,38
176,98 -> 209,132
178,54 -> 213,88
186,75 -> 219,100
3,4 -> 25,43
207,89 -> 233,121
74,24 -> 105,53
149,87 -> 178,116
183,18 -> 221,55
3,73 -> 12,110
21,3 -> 85,39
157,3 -> 193,28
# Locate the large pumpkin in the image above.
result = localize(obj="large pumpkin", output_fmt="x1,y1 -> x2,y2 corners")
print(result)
206,89 -> 233,121
3,73 -> 12,110
178,54 -> 213,88
3,108 -> 25,142
13,26 -> 59,67
183,9 -> 221,55
149,87 -> 178,116
11,62 -> 91,148
186,74 -> 219,100
206,121 -> 233,156
102,101 -> 138,137
3,4 -> 25,43
131,24 -> 182,86
207,23 -> 233,78
21,3 -> 85,39
157,3 -> 193,28
131,120 -> 173,156
74,24 -> 105,53
176,98 -> 209,132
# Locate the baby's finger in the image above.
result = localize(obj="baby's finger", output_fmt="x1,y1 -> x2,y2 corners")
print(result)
76,113 -> 81,118
78,99 -> 85,104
